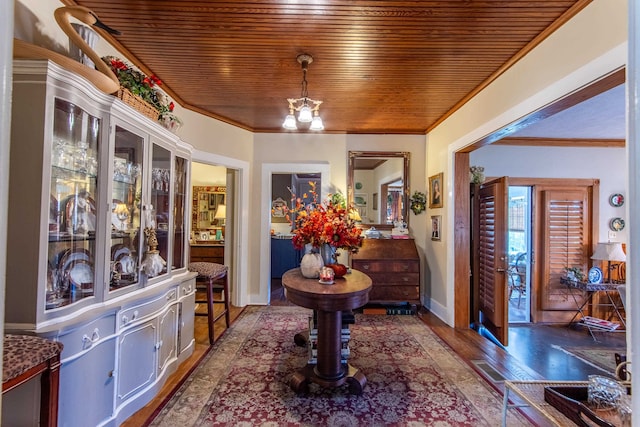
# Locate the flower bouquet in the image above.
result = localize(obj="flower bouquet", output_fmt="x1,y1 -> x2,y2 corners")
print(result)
285,182 -> 363,278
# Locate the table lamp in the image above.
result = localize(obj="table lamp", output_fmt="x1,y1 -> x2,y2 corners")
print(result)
214,204 -> 226,226
591,242 -> 626,283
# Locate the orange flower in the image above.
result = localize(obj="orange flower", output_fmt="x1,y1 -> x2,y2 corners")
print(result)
287,182 -> 363,253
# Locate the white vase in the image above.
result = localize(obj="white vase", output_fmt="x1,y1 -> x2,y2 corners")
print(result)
300,251 -> 323,278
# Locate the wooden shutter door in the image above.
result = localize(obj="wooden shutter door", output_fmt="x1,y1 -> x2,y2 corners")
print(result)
476,177 -> 509,346
537,187 -> 593,318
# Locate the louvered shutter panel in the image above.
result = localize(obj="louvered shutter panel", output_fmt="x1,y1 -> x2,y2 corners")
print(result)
476,177 -> 508,345
478,191 -> 497,316
540,189 -> 590,310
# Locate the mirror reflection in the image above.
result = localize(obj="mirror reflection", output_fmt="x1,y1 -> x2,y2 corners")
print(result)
192,186 -> 226,240
348,151 -> 410,228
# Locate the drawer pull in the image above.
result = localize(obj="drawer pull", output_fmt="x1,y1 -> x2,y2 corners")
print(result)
363,264 -> 370,270
108,370 -> 116,378
402,265 -> 409,271
81,328 -> 100,347
402,277 -> 409,282
167,291 -> 176,300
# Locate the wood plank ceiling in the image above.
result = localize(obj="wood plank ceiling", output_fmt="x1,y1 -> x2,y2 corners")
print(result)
70,0 -> 589,134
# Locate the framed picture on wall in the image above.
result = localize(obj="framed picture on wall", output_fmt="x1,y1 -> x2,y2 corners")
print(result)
431,215 -> 441,241
372,193 -> 378,210
429,173 -> 443,208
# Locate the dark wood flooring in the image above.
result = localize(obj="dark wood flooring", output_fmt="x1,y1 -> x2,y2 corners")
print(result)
122,280 -> 626,426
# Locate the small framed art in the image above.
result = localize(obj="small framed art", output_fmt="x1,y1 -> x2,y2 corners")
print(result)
431,215 -> 441,241
429,173 -> 443,208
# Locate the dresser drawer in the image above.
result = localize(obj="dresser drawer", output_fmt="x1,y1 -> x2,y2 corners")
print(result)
364,272 -> 419,286
56,312 -> 117,358
119,287 -> 178,329
352,260 -> 419,274
370,285 -> 419,302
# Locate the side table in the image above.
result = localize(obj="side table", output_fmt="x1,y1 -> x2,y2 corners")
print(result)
561,278 -> 626,340
282,268 -> 372,395
2,334 -> 63,427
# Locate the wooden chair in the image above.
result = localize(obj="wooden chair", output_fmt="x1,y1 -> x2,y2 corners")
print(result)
188,262 -> 231,344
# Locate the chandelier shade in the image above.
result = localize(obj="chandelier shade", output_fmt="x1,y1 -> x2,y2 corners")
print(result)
282,53 -> 323,131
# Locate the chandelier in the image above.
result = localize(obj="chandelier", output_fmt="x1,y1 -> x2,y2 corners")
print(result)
282,54 -> 324,131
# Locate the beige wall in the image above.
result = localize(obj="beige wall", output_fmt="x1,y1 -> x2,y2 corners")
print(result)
426,0 -> 628,324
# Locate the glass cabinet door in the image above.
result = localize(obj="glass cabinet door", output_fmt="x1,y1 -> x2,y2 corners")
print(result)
47,98 -> 100,309
150,143 -> 171,277
109,126 -> 144,291
172,156 -> 188,270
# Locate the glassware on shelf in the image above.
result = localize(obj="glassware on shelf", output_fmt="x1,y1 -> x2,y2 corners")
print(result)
112,202 -> 130,231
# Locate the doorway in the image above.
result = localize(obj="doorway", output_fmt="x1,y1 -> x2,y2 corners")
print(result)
507,186 -> 531,323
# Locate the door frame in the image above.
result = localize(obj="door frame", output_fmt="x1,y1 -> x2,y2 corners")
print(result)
192,149 -> 250,307
452,69 -> 624,329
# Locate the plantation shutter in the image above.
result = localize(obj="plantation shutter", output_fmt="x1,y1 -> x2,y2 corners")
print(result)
477,177 -> 509,346
539,188 -> 591,311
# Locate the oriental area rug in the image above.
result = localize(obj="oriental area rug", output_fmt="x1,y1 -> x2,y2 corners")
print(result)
149,306 -> 529,426
555,346 -> 626,376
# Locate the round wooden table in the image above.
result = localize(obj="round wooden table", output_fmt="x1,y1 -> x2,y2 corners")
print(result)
282,268 -> 372,394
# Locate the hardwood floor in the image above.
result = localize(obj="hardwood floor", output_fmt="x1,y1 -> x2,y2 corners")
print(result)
122,280 -> 626,426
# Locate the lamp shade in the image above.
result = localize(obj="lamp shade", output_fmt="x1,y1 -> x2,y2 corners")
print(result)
591,242 -> 626,262
298,104 -> 312,122
309,115 -> 324,131
214,204 -> 226,220
282,114 -> 297,130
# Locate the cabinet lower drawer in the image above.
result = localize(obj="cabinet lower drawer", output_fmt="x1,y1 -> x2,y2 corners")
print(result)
369,285 -> 420,302
352,260 -> 419,273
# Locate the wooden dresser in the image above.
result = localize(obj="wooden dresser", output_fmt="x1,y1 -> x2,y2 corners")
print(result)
190,243 -> 225,264
351,238 -> 420,305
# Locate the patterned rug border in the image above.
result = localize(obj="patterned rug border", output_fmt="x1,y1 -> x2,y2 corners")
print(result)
150,306 -> 529,426
552,345 -> 626,375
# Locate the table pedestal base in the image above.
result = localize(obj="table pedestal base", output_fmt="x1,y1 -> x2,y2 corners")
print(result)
290,363 -> 367,395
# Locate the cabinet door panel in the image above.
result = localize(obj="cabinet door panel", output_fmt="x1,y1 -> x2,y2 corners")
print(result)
179,288 -> 196,355
59,338 -> 116,427
117,322 -> 156,405
158,305 -> 178,374
109,125 -> 145,292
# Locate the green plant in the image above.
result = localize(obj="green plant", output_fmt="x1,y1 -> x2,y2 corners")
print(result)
409,191 -> 426,215
563,266 -> 585,282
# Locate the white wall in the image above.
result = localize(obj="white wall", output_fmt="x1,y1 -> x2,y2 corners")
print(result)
426,0 -> 628,325
471,145 -> 627,243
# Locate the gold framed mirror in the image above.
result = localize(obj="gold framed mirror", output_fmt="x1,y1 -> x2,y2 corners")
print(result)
192,186 -> 226,232
348,151 -> 410,228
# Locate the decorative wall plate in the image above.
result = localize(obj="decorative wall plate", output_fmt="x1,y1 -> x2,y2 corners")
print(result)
355,182 -> 363,190
610,217 -> 625,232
588,266 -> 603,284
609,193 -> 624,207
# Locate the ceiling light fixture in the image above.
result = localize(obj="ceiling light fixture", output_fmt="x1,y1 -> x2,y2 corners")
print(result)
283,54 -> 324,131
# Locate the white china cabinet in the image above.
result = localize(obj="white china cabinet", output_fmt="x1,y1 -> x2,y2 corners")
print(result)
5,60 -> 196,427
